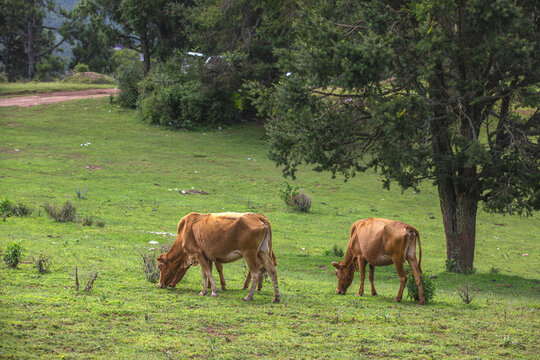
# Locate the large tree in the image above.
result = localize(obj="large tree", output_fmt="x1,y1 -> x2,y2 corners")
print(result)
0,0 -> 75,80
266,0 -> 540,272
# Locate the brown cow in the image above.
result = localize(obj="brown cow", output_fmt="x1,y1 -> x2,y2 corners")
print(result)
332,218 -> 424,305
157,212 -> 280,303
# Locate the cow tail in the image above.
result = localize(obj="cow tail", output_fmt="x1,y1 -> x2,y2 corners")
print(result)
407,228 -> 422,273
260,216 -> 277,266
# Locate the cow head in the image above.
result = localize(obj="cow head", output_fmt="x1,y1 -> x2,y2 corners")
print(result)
156,253 -> 190,288
332,261 -> 355,295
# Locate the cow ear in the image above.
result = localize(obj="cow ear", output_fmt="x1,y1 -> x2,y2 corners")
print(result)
156,254 -> 167,264
332,261 -> 342,270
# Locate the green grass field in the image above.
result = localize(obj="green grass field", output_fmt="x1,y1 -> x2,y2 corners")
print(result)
0,82 -> 115,98
1,97 -> 538,359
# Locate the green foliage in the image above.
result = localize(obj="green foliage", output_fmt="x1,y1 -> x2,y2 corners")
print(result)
0,199 -> 32,218
36,54 -> 67,81
138,53 -> 239,129
458,281 -> 475,305
81,216 -> 93,227
43,201 -> 77,223
114,49 -> 144,108
3,241 -> 24,268
323,244 -> 344,258
73,63 -> 90,73
0,198 -> 14,217
406,273 -> 436,304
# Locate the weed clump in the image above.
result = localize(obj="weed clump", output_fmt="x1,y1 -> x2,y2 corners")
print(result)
43,201 -> 77,222
74,266 -> 98,292
33,253 -> 52,273
1,198 -> 33,219
279,181 -> 312,212
141,252 -> 160,283
3,241 -> 24,268
323,244 -> 344,257
458,280 -> 475,304
96,220 -> 106,228
406,273 -> 436,303
82,216 -> 93,226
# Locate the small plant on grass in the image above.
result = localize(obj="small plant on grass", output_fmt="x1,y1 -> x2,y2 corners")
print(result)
445,258 -> 458,273
75,186 -> 88,199
323,244 -> 344,257
3,241 -> 24,268
490,266 -> 501,275
0,198 -> 14,217
74,266 -> 99,292
81,216 -> 93,226
95,220 -> 106,228
458,280 -> 475,304
406,273 -> 436,303
13,202 -> 32,217
43,201 -> 77,222
141,252 -> 160,283
33,253 -> 52,273
278,181 -> 312,212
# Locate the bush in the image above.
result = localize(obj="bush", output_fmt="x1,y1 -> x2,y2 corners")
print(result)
0,198 -> 14,217
406,273 -> 436,303
0,199 -> 32,217
81,216 -> 93,226
137,52 -> 239,129
323,244 -> 345,257
74,63 -> 90,73
278,181 -> 312,212
141,252 -> 160,283
43,201 -> 77,222
3,241 -> 24,268
114,50 -> 144,108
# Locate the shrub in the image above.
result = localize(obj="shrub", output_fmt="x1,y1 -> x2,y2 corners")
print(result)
406,273 -> 436,303
323,244 -> 344,257
141,252 -> 160,283
13,202 -> 32,217
43,201 -> 77,222
74,63 -> 90,73
278,181 -> 312,212
114,50 -> 144,108
81,216 -> 93,226
74,266 -> 99,292
95,220 -> 106,228
3,241 -> 24,268
33,253 -> 52,273
0,198 -> 14,217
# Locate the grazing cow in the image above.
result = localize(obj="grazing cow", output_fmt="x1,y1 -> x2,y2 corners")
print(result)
157,212 -> 280,303
332,218 -> 424,305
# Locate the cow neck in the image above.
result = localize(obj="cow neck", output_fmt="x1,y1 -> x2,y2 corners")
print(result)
342,245 -> 357,268
166,235 -> 186,262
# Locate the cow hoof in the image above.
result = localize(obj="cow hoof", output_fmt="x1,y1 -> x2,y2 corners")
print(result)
211,291 -> 219,297
199,291 -> 208,296
243,296 -> 253,302
221,287 -> 227,291
273,296 -> 281,303
356,293 -> 364,297
418,300 -> 425,306
372,293 -> 378,296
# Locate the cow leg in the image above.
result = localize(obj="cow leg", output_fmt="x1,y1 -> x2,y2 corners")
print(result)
369,264 -> 377,296
407,258 -> 425,305
357,257 -> 367,296
394,258 -> 407,302
200,267 -> 208,296
198,256 -> 219,297
258,251 -> 280,303
243,253 -> 260,302
242,272 -> 251,290
215,262 -> 227,291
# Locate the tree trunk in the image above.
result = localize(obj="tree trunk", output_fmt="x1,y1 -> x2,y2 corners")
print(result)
438,180 -> 478,272
25,16 -> 36,80
141,35 -> 151,75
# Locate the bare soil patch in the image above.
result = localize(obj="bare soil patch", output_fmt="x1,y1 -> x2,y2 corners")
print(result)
0,88 -> 119,107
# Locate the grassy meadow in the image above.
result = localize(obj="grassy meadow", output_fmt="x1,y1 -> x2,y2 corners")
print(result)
0,82 -> 115,98
0,97 -> 539,359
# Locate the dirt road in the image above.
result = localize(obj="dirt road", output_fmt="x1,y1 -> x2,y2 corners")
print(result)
0,88 -> 119,108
